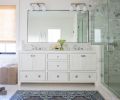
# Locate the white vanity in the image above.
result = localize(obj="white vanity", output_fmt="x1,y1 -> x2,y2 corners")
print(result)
18,10 -> 98,86
18,50 -> 97,85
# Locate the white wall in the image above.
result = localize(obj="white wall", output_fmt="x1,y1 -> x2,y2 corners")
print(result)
0,0 -> 17,4
0,0 -> 19,65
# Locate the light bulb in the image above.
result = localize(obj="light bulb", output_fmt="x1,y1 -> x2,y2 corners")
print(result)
41,4 -> 46,11
31,4 -> 36,10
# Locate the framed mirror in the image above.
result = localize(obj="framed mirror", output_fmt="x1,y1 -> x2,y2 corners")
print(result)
27,10 -> 89,43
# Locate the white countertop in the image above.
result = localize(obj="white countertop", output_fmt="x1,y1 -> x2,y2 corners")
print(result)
19,50 -> 96,54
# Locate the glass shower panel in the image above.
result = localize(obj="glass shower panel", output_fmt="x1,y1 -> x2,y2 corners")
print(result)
92,0 -> 109,86
93,0 -> 120,98
107,0 -> 120,97
103,45 -> 109,87
108,43 -> 120,97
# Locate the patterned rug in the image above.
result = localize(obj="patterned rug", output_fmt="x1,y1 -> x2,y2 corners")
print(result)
10,90 -> 104,100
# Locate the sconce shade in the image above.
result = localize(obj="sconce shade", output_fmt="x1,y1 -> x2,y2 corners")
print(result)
70,3 -> 88,12
30,3 -> 46,11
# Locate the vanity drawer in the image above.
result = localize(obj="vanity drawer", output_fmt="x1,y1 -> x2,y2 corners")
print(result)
20,71 -> 45,81
47,54 -> 68,60
48,61 -> 68,70
70,72 -> 96,82
48,72 -> 68,81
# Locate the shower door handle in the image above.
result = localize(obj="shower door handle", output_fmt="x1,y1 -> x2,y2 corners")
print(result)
106,44 -> 109,51
106,43 -> 115,52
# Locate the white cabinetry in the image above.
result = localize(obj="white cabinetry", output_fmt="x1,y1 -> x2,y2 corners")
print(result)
47,54 -> 68,82
70,53 -> 97,83
20,71 -> 45,82
47,54 -> 67,60
48,72 -> 68,82
20,53 -> 45,70
19,53 -> 46,82
19,51 -> 97,84
70,53 -> 96,70
20,54 -> 32,70
48,61 -> 68,71
70,72 -> 96,82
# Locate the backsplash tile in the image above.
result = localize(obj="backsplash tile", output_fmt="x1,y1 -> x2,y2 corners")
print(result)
22,42 -> 94,51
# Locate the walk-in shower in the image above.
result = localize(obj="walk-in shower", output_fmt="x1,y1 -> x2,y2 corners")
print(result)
92,0 -> 120,98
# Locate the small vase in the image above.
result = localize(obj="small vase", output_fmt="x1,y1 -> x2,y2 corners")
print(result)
60,45 -> 64,51
55,48 -> 59,51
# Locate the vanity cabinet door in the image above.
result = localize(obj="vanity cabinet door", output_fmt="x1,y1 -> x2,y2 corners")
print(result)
20,54 -> 32,70
80,54 -> 96,68
32,54 -> 45,70
70,53 -> 96,70
20,53 -> 46,70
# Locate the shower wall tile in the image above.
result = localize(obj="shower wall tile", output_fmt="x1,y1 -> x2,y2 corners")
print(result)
109,0 -> 120,19
109,20 -> 120,40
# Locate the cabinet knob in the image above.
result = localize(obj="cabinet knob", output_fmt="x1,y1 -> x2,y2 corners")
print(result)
57,75 -> 60,78
25,75 -> 28,78
38,75 -> 41,78
57,65 -> 60,67
81,55 -> 86,57
75,75 -> 78,78
88,75 -> 91,78
31,55 -> 35,57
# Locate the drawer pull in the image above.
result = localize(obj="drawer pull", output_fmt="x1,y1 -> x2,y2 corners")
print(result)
75,75 -> 78,78
81,55 -> 86,57
31,55 -> 35,57
88,75 -> 91,78
57,56 -> 59,59
38,75 -> 41,78
57,65 -> 60,67
57,75 -> 60,78
25,75 -> 28,78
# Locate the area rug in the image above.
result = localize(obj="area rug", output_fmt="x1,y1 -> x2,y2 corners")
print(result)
10,90 -> 104,100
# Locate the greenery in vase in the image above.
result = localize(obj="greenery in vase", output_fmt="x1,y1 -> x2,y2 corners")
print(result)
57,39 -> 66,50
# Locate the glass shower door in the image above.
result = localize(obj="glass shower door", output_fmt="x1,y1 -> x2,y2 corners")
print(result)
107,0 -> 120,97
93,0 -> 120,98
107,41 -> 120,97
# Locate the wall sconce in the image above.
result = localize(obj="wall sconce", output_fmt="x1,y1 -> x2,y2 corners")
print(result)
30,3 -> 46,11
70,3 -> 88,12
